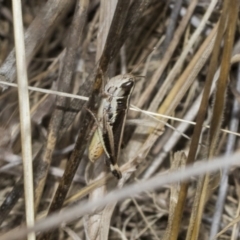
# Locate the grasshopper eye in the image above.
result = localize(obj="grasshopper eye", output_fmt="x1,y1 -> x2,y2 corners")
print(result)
121,81 -> 134,89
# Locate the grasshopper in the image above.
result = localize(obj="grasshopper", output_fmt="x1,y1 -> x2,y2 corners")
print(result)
88,74 -> 135,179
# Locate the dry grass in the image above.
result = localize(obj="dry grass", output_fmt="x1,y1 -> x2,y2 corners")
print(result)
1,1 -> 240,239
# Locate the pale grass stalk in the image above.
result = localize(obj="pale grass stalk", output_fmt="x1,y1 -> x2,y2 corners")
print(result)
12,1 -> 35,240
2,151 -> 240,240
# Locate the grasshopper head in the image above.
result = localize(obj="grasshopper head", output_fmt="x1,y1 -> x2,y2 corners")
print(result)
105,74 -> 135,98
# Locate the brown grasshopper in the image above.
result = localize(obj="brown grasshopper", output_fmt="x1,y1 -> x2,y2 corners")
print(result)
88,74 -> 135,179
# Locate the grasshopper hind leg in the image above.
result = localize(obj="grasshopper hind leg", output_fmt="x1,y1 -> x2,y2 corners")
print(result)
104,157 -> 122,179
110,164 -> 122,179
